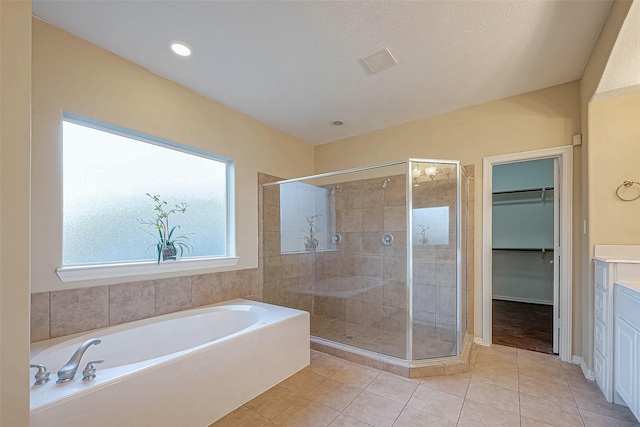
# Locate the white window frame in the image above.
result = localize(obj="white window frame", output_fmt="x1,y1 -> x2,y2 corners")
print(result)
56,113 -> 238,282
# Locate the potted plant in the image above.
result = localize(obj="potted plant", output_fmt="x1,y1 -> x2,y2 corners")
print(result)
139,193 -> 193,264
301,214 -> 321,251
418,224 -> 430,245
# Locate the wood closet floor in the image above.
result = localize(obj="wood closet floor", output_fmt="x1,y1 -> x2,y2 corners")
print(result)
492,299 -> 555,355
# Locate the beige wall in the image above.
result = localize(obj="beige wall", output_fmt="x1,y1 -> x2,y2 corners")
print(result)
580,0 -> 632,369
589,92 -> 640,244
31,18 -> 314,292
1,1 -> 32,425
315,81 -> 582,351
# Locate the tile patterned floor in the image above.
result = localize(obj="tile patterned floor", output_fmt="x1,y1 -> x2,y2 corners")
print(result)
211,344 -> 640,427
492,300 -> 554,354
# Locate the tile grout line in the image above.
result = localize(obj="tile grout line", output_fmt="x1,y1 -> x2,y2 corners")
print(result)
566,366 -> 587,426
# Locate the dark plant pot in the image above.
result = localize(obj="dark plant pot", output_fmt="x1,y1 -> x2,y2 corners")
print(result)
162,245 -> 177,261
305,241 -> 317,251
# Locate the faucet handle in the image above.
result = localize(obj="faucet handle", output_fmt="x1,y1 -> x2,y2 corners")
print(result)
82,360 -> 104,381
30,363 -> 51,385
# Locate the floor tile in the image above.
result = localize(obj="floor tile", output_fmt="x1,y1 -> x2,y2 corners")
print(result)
217,347 -> 623,427
329,414 -> 373,427
245,385 -> 302,420
477,343 -> 518,357
420,373 -> 471,397
517,348 -> 561,366
471,363 -> 519,390
518,373 -> 575,406
345,391 -> 405,427
365,372 -> 419,404
309,354 -> 349,377
331,363 -> 380,389
457,399 -> 521,427
407,384 -> 464,423
517,359 -> 567,385
279,369 -> 328,394
465,378 -> 520,412
392,406 -> 456,427
520,391 -> 584,427
571,386 -> 638,423
272,398 -> 340,427
580,408 -> 640,426
306,378 -> 362,412
521,416 -> 556,426
565,370 -> 600,392
474,351 -> 518,370
210,406 -> 269,427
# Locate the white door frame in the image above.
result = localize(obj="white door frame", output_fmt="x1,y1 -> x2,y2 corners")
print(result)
482,146 -> 573,362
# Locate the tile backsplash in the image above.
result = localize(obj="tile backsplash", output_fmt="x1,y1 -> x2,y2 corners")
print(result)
30,268 -> 259,343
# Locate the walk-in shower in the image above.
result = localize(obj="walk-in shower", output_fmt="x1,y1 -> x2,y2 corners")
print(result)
261,159 -> 470,363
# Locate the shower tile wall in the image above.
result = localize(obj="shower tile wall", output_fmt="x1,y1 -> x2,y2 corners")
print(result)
316,176 -> 408,337
412,176 -> 458,358
259,166 -> 475,361
260,173 -> 314,313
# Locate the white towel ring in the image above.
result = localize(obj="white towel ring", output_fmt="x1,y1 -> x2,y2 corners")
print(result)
616,180 -> 640,201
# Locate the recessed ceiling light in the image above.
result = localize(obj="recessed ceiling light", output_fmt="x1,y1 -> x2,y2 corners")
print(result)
331,120 -> 344,126
169,41 -> 192,57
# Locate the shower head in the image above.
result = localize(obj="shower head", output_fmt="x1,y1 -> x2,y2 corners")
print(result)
382,178 -> 391,188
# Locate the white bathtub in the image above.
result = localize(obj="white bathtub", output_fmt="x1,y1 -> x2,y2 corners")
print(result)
30,299 -> 310,427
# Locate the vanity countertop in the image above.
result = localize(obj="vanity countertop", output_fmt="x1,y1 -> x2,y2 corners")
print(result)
594,245 -> 640,263
594,256 -> 640,263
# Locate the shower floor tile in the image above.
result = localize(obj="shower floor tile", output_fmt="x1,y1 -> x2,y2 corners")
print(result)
310,315 -> 455,359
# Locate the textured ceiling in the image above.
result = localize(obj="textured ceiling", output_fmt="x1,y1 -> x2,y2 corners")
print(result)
597,1 -> 640,96
32,1 -> 613,145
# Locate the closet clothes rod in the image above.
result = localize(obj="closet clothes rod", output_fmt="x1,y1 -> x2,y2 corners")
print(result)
492,248 -> 554,252
492,187 -> 554,195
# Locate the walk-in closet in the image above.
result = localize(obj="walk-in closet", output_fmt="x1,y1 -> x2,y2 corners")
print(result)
492,158 -> 556,354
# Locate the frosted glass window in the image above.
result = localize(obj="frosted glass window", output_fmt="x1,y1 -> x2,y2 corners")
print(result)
62,117 -> 231,266
412,206 -> 449,245
280,182 -> 331,253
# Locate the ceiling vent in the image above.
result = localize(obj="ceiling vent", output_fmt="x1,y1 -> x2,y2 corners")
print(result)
361,47 -> 397,74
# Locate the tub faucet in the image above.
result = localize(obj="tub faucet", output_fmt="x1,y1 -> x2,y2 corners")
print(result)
56,338 -> 101,383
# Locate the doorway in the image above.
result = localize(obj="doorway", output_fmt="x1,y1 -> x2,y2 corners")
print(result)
491,158 -> 556,354
482,146 -> 573,362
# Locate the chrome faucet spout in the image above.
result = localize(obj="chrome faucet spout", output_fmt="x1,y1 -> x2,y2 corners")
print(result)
56,338 -> 101,383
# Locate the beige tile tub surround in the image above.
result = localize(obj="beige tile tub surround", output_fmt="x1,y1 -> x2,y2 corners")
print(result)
30,268 -> 259,341
211,344 -> 640,427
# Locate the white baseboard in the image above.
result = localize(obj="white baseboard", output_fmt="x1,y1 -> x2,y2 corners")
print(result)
492,295 -> 553,305
572,355 -> 595,381
474,337 -> 487,346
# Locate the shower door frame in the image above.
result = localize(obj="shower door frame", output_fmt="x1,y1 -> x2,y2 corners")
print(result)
407,159 -> 465,360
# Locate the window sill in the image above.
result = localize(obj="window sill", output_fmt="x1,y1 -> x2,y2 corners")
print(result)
56,257 -> 240,283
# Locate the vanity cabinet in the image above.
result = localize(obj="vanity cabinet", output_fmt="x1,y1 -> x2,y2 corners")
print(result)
614,282 -> 640,420
593,259 -> 613,400
593,247 -> 640,403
